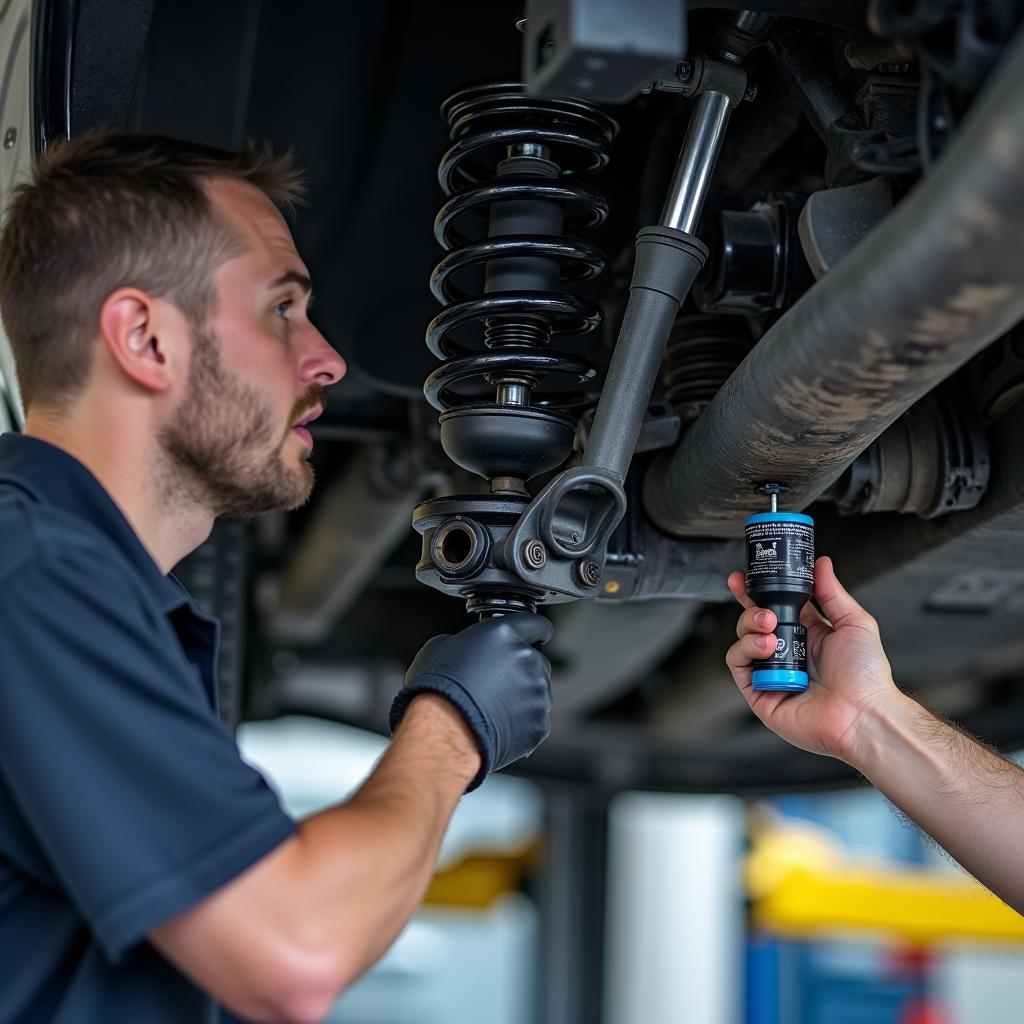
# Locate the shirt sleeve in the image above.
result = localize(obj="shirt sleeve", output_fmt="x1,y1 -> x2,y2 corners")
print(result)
0,544 -> 296,963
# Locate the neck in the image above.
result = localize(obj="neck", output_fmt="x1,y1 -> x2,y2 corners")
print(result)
24,404 -> 214,574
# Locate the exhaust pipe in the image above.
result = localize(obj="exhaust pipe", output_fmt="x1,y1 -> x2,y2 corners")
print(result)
643,28 -> 1024,538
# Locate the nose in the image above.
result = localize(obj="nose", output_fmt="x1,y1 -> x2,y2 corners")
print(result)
299,324 -> 346,387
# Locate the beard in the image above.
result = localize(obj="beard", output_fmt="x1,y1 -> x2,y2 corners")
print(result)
158,323 -> 321,519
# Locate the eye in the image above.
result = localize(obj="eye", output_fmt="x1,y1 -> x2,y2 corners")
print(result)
273,299 -> 293,319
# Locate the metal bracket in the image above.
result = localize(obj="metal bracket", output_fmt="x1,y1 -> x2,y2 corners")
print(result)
522,0 -> 686,104
648,55 -> 750,107
499,466 -> 627,600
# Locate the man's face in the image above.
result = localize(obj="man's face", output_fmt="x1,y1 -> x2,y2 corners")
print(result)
159,320 -> 324,518
158,179 -> 346,518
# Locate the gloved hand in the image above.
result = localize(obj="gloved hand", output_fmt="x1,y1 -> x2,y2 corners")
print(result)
389,613 -> 554,792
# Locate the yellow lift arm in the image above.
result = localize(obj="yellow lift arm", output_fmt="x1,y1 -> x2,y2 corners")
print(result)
747,822 -> 1024,946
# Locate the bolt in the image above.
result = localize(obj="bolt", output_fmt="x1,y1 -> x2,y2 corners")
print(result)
570,531 -> 580,543
576,559 -> 601,588
756,481 -> 791,513
604,580 -> 621,595
744,84 -> 758,103
3,127 -> 16,149
522,539 -> 547,570
676,60 -> 693,82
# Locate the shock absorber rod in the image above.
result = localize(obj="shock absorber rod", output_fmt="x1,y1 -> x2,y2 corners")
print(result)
583,79 -> 741,481
661,90 -> 734,234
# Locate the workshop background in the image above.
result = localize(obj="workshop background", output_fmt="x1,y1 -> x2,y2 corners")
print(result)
5,1 -> 1024,1021
239,718 -> 1024,1024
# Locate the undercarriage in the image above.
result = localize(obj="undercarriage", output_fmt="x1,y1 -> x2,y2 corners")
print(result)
3,0 -> 1024,791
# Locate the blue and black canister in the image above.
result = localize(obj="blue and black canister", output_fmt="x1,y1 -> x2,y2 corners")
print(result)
744,485 -> 815,692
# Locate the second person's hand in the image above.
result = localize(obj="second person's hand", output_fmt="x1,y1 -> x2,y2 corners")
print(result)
725,556 -> 901,765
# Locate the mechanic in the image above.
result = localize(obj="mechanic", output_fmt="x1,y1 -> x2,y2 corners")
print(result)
0,132 -> 554,1024
727,556 -> 1024,915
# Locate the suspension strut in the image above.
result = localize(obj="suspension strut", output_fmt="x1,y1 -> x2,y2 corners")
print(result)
415,56 -> 748,618
413,83 -> 618,616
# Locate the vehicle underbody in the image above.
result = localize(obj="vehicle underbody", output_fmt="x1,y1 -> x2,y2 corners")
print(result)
3,0 -> 1024,792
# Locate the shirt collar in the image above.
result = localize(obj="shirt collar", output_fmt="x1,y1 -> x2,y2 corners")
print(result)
0,432 -> 191,615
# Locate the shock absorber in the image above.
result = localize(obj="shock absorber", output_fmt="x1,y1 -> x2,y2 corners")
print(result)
413,83 -> 618,616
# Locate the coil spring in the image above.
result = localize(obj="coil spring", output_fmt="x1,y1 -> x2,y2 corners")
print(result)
662,314 -> 754,423
424,82 -> 618,416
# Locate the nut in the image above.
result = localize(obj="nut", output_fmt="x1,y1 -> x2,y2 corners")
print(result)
522,539 -> 547,570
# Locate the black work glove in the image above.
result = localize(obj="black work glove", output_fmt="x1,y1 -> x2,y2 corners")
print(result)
389,613 -> 554,792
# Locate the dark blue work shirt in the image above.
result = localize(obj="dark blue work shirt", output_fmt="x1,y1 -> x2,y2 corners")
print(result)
0,433 -> 296,1023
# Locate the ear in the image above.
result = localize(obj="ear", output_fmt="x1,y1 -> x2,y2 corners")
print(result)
98,288 -> 181,393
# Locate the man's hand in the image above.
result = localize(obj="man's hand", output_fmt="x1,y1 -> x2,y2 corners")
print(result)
390,613 -> 554,791
725,555 -> 900,763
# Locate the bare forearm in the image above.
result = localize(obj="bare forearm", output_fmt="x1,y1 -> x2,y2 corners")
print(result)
851,689 -> 1024,913
293,695 -> 476,971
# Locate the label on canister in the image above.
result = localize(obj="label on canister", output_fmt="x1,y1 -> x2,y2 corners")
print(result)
753,621 -> 808,672
745,517 -> 814,587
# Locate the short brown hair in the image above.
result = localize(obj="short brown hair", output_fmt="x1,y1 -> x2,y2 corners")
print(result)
0,132 -> 304,410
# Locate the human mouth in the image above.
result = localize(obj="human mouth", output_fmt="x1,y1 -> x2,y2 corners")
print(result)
291,406 -> 323,448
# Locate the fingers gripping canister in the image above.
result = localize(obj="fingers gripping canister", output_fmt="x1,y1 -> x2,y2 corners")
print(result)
744,484 -> 815,692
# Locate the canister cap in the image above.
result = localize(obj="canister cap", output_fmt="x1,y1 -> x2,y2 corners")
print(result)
745,512 -> 814,527
752,668 -> 809,692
